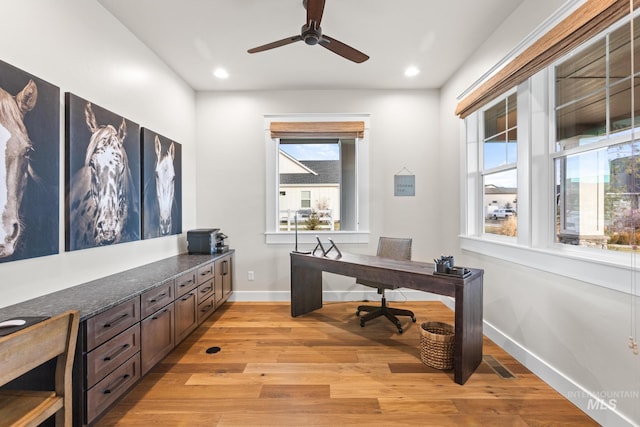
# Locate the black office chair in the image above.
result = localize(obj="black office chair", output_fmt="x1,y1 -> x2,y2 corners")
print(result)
355,237 -> 416,333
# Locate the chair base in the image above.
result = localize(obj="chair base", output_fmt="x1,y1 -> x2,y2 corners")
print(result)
356,297 -> 416,334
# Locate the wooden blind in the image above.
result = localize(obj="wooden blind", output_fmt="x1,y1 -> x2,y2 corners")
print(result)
456,0 -> 638,118
270,121 -> 365,139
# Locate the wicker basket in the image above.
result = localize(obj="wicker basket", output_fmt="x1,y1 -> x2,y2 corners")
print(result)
420,321 -> 455,370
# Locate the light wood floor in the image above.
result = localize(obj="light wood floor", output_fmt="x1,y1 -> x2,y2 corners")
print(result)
96,301 -> 599,426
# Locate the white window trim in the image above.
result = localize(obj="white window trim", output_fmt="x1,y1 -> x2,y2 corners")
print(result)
264,113 -> 371,245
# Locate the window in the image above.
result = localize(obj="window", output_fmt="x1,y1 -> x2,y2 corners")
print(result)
461,10 -> 640,294
481,93 -> 518,237
554,15 -> 640,250
264,114 -> 370,244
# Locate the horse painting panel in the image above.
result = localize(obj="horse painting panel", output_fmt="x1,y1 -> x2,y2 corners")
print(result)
0,60 -> 59,263
66,94 -> 140,251
141,128 -> 182,239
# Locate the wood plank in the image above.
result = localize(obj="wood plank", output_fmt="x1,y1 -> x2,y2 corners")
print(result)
95,302 -> 597,426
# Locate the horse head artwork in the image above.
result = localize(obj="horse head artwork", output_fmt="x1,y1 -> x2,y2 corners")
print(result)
153,136 -> 175,235
143,133 -> 180,239
0,80 -> 37,258
68,101 -> 139,250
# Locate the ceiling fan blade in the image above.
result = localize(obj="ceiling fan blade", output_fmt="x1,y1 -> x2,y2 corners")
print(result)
306,0 -> 326,28
319,35 -> 369,63
248,35 -> 303,54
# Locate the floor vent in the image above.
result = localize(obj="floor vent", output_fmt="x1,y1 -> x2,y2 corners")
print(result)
483,355 -> 516,379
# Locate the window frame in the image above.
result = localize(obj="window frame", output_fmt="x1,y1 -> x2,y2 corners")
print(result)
264,113 -> 371,245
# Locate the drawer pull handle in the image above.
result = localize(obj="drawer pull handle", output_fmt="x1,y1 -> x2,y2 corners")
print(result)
152,309 -> 170,320
149,292 -> 168,303
103,344 -> 130,362
104,313 -> 129,328
181,293 -> 194,301
201,286 -> 212,293
201,303 -> 213,313
103,374 -> 131,395
223,260 -> 228,275
179,279 -> 194,288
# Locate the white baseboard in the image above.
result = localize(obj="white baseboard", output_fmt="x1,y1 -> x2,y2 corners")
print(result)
482,319 -> 638,427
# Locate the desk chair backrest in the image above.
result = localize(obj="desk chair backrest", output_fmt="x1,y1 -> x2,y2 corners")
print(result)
376,237 -> 412,261
0,310 -> 80,426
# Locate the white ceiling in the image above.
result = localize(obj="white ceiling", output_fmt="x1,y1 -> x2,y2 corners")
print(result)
98,0 -> 525,91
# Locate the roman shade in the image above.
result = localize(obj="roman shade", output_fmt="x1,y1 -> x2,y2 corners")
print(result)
456,0 -> 639,119
270,121 -> 365,139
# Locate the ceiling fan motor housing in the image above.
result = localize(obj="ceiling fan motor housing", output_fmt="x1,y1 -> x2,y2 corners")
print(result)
302,23 -> 322,45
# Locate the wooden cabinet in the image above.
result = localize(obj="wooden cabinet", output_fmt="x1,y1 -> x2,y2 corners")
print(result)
85,297 -> 139,350
215,254 -> 233,307
51,252 -> 234,426
141,280 -> 174,318
140,302 -> 175,375
83,297 -> 141,425
175,271 -> 197,297
85,324 -> 140,389
196,261 -> 216,325
175,290 -> 198,343
86,352 -> 140,423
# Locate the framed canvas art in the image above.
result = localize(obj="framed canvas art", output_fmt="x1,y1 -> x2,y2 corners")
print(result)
141,128 -> 182,239
65,93 -> 141,251
0,59 -> 60,263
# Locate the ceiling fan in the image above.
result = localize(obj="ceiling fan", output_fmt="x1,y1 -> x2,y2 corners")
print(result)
247,0 -> 369,63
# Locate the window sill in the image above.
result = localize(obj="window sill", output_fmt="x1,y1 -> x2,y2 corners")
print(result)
265,231 -> 370,245
460,236 -> 640,296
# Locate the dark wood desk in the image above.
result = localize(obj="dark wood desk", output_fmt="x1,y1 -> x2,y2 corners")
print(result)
290,252 -> 484,385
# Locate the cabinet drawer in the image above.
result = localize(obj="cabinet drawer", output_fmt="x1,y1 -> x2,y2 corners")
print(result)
197,295 -> 215,324
86,353 -> 140,424
141,302 -> 175,375
197,278 -> 215,305
141,280 -> 175,318
197,262 -> 214,284
86,324 -> 140,389
86,297 -> 140,350
175,271 -> 197,298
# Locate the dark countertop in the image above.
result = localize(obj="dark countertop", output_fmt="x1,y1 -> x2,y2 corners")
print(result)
0,251 -> 234,322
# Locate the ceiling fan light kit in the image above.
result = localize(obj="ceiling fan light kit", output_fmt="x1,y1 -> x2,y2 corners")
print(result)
247,0 -> 369,63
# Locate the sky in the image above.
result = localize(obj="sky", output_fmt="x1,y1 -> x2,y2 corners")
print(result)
280,143 -> 339,160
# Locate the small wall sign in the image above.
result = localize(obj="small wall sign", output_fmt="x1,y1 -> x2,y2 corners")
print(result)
394,167 -> 415,197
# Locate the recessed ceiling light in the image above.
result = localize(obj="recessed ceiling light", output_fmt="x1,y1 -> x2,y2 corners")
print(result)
404,66 -> 420,77
213,68 -> 229,79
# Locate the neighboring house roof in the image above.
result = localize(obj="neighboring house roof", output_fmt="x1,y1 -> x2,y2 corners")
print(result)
280,159 -> 341,185
279,150 -> 318,175
484,185 -> 517,195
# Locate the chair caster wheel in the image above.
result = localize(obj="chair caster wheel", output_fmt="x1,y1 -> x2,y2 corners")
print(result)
411,316 -> 417,323
356,310 -> 361,316
360,319 -> 365,327
398,328 -> 403,334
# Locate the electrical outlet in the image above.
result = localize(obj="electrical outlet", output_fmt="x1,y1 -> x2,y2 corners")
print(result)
248,271 -> 255,281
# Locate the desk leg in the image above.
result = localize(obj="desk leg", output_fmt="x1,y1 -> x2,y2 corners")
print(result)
290,260 -> 323,317
454,275 -> 483,385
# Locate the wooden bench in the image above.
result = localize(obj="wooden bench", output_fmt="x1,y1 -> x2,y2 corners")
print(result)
0,310 -> 80,427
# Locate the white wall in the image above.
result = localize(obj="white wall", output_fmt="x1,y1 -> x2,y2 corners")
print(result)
195,90 -> 441,299
0,0 -> 196,308
440,0 -> 640,425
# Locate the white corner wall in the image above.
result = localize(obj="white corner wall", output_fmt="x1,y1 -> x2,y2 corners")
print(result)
440,0 -> 640,425
0,0 -> 196,308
